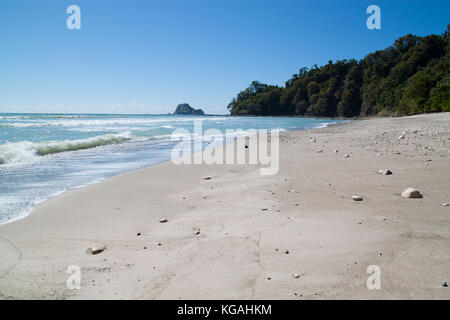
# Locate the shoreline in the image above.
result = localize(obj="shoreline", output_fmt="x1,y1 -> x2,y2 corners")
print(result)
0,113 -> 449,299
0,119 -> 343,227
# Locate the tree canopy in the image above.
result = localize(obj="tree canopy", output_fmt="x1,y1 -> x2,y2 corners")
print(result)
227,26 -> 450,117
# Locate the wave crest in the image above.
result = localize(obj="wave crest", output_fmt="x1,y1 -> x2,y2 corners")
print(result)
0,132 -> 133,166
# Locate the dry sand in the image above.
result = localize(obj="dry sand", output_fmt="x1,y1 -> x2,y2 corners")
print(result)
0,113 -> 449,300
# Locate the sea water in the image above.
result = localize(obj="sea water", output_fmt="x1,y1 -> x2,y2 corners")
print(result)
0,113 -> 342,224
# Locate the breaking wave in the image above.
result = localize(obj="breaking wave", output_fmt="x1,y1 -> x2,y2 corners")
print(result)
0,132 -> 135,166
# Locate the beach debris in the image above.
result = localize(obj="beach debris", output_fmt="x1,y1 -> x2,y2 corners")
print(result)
267,277 -> 272,280
295,202 -> 299,206
159,218 -> 168,223
293,273 -> 300,279
194,228 -> 201,235
317,149 -> 323,153
401,188 -> 423,199
378,169 -> 393,175
443,203 -> 449,207
285,250 -> 290,254
344,154 -> 350,158
136,232 -> 141,236
245,145 -> 248,149
203,177 -> 212,180
398,134 -> 405,140
352,195 -> 363,201
261,207 -> 268,211
334,149 -> 339,153
89,243 -> 106,255
443,282 -> 448,287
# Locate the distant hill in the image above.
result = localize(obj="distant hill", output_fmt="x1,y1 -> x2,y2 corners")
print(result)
174,103 -> 205,115
228,25 -> 450,117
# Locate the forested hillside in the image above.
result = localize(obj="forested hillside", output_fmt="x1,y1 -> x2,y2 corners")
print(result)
228,26 -> 450,117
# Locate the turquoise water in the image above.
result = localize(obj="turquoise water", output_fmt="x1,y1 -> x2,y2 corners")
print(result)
0,113 -> 342,224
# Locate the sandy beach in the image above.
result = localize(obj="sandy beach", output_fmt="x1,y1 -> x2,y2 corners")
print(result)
0,113 -> 449,300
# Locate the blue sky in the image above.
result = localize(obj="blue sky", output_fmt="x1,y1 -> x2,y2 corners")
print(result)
0,0 -> 448,114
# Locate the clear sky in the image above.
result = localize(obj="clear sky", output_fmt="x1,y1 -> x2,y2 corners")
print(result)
0,0 -> 449,114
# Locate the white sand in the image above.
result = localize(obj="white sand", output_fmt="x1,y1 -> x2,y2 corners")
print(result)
0,113 -> 449,299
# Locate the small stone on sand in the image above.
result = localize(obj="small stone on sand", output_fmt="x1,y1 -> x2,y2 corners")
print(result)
399,135 -> 405,140
443,282 -> 448,287
378,169 -> 392,175
344,154 -> 350,158
443,203 -> 449,206
261,207 -> 268,211
136,232 -> 141,236
352,195 -> 363,201
401,188 -> 423,199
203,177 -> 212,180
317,149 -> 323,153
89,243 -> 106,255
293,273 -> 300,279
159,218 -> 168,223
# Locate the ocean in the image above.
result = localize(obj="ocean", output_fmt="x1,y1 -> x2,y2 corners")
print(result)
0,113 -> 342,224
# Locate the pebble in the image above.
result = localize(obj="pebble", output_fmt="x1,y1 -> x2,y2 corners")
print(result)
293,273 -> 300,279
399,135 -> 405,140
443,282 -> 448,287
443,203 -> 449,207
401,188 -> 423,199
159,218 -> 168,223
89,243 -> 106,255
203,177 -> 212,180
136,232 -> 141,236
261,207 -> 268,211
378,169 -> 393,175
352,195 -> 363,201
344,154 -> 350,158
317,149 -> 323,153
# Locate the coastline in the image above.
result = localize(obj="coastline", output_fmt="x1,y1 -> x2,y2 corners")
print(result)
0,113 -> 449,299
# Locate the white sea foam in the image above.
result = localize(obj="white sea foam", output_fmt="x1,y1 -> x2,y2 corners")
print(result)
0,117 -> 230,128
0,132 -> 135,166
